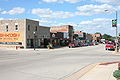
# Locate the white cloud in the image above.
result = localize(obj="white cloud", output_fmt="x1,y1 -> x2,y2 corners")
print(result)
32,8 -> 74,19
0,8 -> 2,11
43,0 -> 58,3
65,0 -> 84,3
32,4 -> 120,18
78,18 -> 116,35
79,18 -> 111,25
42,0 -> 84,3
1,7 -> 25,15
32,8 -> 52,18
75,12 -> 91,16
80,21 -> 92,25
35,19 -> 56,24
0,17 -> 4,20
92,0 -> 120,4
93,18 -> 112,22
33,19 -> 57,26
76,4 -> 116,16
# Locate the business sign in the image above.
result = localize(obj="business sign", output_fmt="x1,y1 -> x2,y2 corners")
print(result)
78,34 -> 83,37
112,19 -> 117,27
0,32 -> 22,42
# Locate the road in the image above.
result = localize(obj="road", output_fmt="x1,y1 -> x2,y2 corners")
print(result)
0,44 -> 120,80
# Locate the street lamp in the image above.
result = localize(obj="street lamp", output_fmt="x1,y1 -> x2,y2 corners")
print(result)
33,31 -> 36,50
105,10 -> 119,52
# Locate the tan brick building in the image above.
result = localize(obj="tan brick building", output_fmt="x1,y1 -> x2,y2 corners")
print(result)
0,19 -> 50,48
92,33 -> 102,42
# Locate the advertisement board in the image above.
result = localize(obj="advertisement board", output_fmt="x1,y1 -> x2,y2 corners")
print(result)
0,32 -> 22,42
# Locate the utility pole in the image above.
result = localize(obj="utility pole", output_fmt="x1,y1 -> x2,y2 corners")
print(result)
33,32 -> 36,50
105,10 -> 119,52
115,11 -> 119,52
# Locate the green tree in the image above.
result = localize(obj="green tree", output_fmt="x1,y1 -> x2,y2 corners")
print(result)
102,34 -> 112,41
95,32 -> 101,34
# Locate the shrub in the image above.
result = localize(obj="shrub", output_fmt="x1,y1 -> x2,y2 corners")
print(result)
113,70 -> 120,78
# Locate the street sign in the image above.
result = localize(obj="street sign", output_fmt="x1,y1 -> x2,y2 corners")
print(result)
115,39 -> 118,43
52,33 -> 55,37
112,19 -> 117,27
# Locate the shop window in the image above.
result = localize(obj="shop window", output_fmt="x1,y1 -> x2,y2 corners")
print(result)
6,25 -> 8,32
35,26 -> 37,31
15,25 -> 18,31
28,25 -> 30,31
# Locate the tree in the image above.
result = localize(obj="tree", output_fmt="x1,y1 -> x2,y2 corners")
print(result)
102,34 -> 112,41
95,32 -> 101,34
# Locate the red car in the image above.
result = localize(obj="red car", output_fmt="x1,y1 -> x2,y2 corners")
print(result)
69,43 -> 75,48
68,41 -> 80,48
105,42 -> 115,51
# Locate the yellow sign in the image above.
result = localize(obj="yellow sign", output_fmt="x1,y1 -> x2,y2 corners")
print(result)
0,32 -> 22,42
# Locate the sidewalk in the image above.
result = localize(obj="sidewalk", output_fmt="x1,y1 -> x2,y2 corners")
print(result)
78,62 -> 118,80
16,46 -> 68,51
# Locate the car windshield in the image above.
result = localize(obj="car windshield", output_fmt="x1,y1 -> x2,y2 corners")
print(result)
107,43 -> 114,45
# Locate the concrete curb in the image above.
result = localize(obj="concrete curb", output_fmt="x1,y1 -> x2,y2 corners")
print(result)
63,63 -> 99,80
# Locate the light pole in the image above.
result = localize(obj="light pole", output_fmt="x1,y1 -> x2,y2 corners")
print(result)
115,11 -> 119,52
33,31 -> 36,50
105,10 -> 119,52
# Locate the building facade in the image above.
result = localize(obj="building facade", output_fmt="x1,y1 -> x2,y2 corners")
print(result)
50,25 -> 74,46
0,19 -> 50,48
92,33 -> 102,42
50,25 -> 74,41
74,31 -> 86,43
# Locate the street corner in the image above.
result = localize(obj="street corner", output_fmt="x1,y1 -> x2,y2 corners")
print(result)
63,63 -> 99,80
78,62 -> 119,80
64,62 -> 119,80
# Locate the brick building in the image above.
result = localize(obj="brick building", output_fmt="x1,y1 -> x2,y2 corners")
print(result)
74,31 -> 86,43
92,33 -> 102,42
50,25 -> 74,46
0,19 -> 50,48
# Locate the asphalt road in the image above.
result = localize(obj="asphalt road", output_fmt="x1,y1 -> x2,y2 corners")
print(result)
0,44 -> 120,80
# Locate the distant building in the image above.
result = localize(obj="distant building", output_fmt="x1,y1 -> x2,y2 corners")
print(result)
50,32 -> 64,46
74,31 -> 86,43
92,33 -> 102,42
50,25 -> 73,40
0,19 -> 50,48
50,25 -> 74,46
86,34 -> 93,43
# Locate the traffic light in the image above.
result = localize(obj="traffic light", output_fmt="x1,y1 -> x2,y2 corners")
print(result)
112,19 -> 117,27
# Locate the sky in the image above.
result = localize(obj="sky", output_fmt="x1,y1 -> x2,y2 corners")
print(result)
0,0 -> 120,36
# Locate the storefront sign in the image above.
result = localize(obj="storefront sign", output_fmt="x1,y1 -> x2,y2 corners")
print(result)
0,32 -> 22,42
78,34 -> 83,37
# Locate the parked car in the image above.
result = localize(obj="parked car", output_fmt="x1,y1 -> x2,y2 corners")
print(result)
105,42 -> 115,51
68,41 -> 80,48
